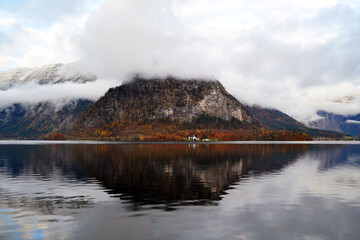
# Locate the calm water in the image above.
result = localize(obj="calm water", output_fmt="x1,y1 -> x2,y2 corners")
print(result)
0,142 -> 359,240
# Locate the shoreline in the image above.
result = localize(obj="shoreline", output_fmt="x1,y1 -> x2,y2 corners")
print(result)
0,140 -> 359,145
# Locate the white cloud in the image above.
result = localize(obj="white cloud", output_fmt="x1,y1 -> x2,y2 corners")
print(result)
0,17 -> 82,70
0,18 -> 19,28
0,1 -> 102,71
345,120 -> 360,124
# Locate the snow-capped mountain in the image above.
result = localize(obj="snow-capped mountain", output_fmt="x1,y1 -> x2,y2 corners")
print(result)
307,95 -> 360,136
0,62 -> 96,90
0,62 -> 97,138
308,111 -> 360,136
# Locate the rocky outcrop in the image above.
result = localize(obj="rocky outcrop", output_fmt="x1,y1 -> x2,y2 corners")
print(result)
78,76 -> 253,128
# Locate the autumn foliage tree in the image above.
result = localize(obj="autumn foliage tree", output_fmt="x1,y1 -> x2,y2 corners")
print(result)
49,133 -> 67,140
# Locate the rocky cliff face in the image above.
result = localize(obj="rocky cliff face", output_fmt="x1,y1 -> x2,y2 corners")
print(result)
79,77 -> 253,128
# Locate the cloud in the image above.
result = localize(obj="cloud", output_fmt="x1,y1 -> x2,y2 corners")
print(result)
346,120 -> 360,124
0,18 -> 19,28
0,0 -> 102,71
0,79 -> 119,108
0,0 -> 101,28
0,17 -> 81,70
2,0 -> 360,122
76,0 -> 360,122
77,0 -> 212,79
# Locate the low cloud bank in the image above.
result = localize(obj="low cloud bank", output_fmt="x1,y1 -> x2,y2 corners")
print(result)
238,82 -> 360,122
0,79 -> 120,108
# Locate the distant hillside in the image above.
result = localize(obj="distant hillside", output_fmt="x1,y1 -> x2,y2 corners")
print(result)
246,105 -> 307,131
0,99 -> 93,139
246,105 -> 343,139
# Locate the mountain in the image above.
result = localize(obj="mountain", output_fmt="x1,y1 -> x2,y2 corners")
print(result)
77,76 -> 254,129
0,62 -> 96,90
0,65 -> 343,140
308,110 -> 360,136
246,105 -> 344,138
0,62 -> 96,139
71,76 -> 287,140
0,99 -> 93,139
71,76 -> 336,140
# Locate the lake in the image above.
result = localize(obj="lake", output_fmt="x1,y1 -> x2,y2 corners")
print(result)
0,141 -> 359,239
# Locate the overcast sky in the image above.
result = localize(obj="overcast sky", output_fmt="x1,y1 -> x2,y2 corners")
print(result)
1,0 -> 360,122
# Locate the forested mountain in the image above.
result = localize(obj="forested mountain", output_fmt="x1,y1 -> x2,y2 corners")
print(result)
0,65 -> 343,140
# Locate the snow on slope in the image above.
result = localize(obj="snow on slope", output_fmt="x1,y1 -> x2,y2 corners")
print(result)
0,62 -> 97,90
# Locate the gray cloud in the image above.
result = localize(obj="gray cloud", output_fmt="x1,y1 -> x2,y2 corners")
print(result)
77,0 -> 213,79
1,0 -> 360,122
76,0 -> 360,122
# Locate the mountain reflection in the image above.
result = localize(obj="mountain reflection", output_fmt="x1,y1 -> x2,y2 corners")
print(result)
0,144 -> 311,210
313,144 -> 360,170
2,143 -> 360,240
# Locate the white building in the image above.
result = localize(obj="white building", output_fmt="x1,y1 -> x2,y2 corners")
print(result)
188,135 -> 199,141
